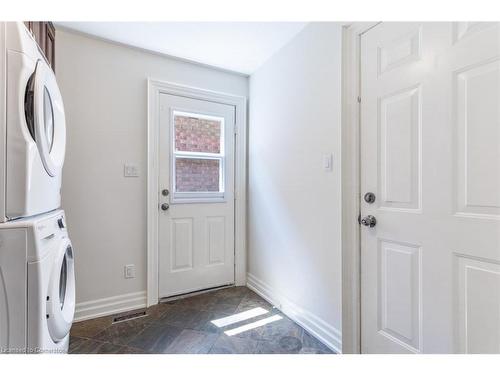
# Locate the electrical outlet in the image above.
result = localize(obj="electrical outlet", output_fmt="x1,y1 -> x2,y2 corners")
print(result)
124,264 -> 135,279
124,164 -> 139,177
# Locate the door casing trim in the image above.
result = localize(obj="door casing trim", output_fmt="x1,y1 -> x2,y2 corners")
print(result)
146,79 -> 247,307
341,22 -> 380,354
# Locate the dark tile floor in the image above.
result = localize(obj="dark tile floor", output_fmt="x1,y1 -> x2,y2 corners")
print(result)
69,287 -> 334,354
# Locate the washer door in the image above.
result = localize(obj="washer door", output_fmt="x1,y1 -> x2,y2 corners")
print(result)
30,59 -> 66,177
46,239 -> 75,343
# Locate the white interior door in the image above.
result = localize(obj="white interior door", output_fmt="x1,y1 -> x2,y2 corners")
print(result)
158,93 -> 235,298
360,22 -> 500,353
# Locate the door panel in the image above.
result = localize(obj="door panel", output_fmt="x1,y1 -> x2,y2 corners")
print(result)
456,59 -> 500,217
457,256 -> 500,353
379,85 -> 421,210
378,240 -> 421,352
158,93 -> 235,298
171,218 -> 193,271
207,216 -> 226,265
360,22 -> 500,353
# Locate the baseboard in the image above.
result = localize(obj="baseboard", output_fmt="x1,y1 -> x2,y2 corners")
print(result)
74,291 -> 147,322
246,273 -> 342,353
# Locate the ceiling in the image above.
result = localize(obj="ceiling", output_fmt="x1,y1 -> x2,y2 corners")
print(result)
54,22 -> 308,75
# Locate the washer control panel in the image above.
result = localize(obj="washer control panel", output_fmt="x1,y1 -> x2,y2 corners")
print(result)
27,210 -> 67,262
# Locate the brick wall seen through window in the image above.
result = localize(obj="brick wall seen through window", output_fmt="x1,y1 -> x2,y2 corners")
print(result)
175,116 -> 221,153
174,115 -> 223,192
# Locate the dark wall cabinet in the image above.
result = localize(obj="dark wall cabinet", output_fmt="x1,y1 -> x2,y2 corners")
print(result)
23,22 -> 56,72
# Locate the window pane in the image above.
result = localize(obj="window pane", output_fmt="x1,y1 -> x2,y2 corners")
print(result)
175,158 -> 221,192
175,114 -> 222,154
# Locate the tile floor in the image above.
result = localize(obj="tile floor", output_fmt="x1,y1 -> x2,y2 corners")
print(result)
69,287 -> 334,354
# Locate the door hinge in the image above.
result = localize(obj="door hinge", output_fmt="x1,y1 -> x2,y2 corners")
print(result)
357,96 -> 361,103
234,124 -> 237,135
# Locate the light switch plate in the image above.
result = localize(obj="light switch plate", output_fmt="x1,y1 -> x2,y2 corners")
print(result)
124,164 -> 139,177
323,154 -> 333,172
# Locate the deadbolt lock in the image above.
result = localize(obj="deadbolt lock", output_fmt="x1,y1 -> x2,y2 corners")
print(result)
162,189 -> 169,196
364,192 -> 376,204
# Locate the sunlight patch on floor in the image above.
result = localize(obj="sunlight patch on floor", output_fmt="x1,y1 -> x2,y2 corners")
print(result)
223,314 -> 283,336
210,307 -> 269,328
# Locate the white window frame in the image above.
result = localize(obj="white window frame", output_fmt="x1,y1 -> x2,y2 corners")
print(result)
171,110 -> 226,203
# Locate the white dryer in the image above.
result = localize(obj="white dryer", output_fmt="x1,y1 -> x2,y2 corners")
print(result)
0,210 -> 75,353
0,22 -> 66,222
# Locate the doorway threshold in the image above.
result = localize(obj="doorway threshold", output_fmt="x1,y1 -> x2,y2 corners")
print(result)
159,283 -> 234,303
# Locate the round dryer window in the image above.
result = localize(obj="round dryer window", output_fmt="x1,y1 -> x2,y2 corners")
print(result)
43,87 -> 55,152
59,251 -> 67,310
26,59 -> 66,177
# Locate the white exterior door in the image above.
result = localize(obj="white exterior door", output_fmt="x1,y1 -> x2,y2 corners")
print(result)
158,93 -> 235,298
360,22 -> 500,353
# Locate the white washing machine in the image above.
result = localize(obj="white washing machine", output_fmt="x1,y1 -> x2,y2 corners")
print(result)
0,22 -> 66,222
0,210 -> 75,353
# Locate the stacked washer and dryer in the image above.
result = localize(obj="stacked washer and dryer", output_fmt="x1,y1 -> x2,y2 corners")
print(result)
0,22 -> 75,353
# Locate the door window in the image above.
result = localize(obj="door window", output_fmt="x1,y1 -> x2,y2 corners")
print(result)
172,111 -> 225,201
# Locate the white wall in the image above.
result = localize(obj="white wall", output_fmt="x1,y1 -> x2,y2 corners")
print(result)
55,29 -> 248,314
247,23 -> 343,351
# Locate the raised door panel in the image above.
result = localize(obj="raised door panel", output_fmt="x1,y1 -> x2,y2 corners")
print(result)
378,26 -> 421,75
453,22 -> 498,44
457,256 -> 500,353
456,59 -> 500,218
378,240 -> 422,352
170,218 -> 193,272
207,216 -> 225,265
379,86 -> 421,211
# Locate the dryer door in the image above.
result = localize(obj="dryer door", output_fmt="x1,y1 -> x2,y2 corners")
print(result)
46,239 -> 75,343
31,59 -> 66,177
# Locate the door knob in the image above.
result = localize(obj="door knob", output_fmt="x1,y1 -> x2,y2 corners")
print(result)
360,215 -> 376,228
161,203 -> 169,211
